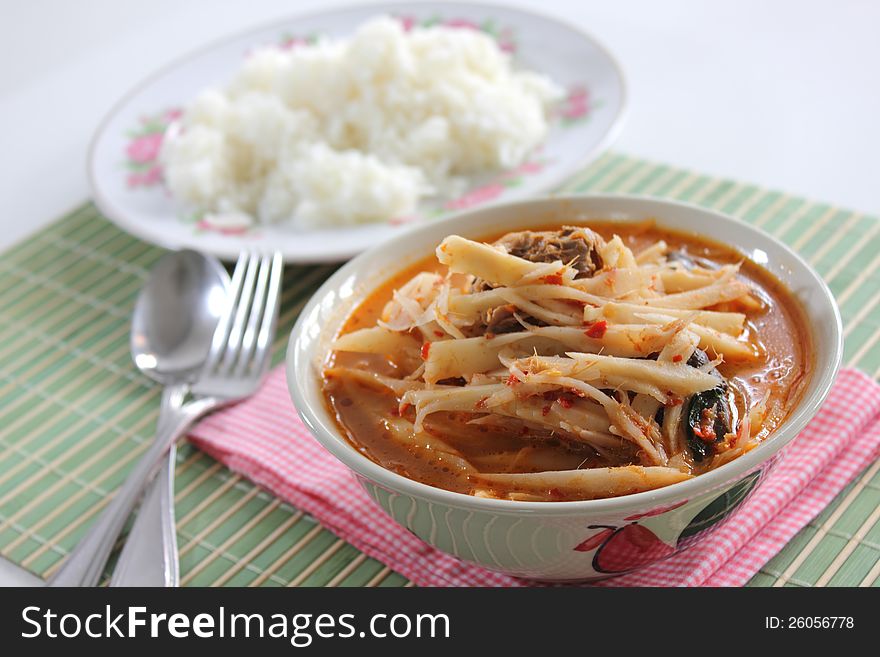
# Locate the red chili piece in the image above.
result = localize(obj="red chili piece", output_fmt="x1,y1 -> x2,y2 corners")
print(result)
584,320 -> 608,339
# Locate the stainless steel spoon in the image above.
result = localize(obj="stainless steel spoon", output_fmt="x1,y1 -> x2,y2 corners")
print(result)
48,250 -> 228,587
111,250 -> 230,586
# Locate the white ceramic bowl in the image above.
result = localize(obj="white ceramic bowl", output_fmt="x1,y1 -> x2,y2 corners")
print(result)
287,195 -> 842,581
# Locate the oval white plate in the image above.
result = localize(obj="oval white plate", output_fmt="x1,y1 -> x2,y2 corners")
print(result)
89,2 -> 626,262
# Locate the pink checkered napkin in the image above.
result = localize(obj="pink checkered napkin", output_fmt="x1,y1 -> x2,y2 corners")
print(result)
188,367 -> 880,587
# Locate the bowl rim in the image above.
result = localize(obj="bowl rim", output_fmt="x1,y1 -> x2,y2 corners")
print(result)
288,193 -> 843,516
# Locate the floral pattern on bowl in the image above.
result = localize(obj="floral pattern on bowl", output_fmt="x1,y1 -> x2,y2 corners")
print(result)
570,471 -> 762,575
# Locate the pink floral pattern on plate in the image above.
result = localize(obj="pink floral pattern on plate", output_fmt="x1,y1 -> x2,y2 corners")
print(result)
121,16 -> 599,234
394,14 -> 516,53
123,108 -> 180,188
194,218 -> 252,236
443,160 -> 545,211
277,33 -> 319,50
557,85 -> 595,124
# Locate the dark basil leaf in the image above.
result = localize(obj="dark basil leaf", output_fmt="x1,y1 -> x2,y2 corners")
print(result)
687,348 -> 710,369
667,249 -> 719,271
686,385 -> 732,462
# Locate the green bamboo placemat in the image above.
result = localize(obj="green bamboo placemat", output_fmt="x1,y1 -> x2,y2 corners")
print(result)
1,152 -> 879,587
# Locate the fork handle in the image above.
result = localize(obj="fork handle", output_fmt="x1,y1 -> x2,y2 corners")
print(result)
48,392 -> 216,587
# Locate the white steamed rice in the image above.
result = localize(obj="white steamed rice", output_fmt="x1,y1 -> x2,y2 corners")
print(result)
160,16 -> 563,228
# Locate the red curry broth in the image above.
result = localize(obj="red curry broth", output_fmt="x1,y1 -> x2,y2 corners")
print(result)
323,221 -> 812,499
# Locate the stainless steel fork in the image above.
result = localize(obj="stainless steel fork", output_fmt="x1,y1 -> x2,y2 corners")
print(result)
49,251 -> 283,587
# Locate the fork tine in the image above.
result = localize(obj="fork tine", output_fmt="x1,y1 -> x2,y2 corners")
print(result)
203,251 -> 249,373
217,252 -> 260,375
233,253 -> 272,378
252,252 -> 284,377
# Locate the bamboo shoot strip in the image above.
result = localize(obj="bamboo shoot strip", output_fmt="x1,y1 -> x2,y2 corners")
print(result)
437,235 -> 572,287
643,277 -> 751,309
474,466 -> 692,499
449,285 -> 606,319
383,413 -> 477,474
422,323 -> 689,382
402,386 -> 621,450
325,367 -> 432,396
517,353 -> 720,397
571,267 -> 656,298
605,309 -> 755,361
512,372 -> 666,464
593,301 -> 745,335
659,267 -> 728,292
332,326 -> 420,355
635,240 -> 667,265
599,234 -> 638,269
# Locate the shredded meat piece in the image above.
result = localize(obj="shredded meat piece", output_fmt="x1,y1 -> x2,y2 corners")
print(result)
496,226 -> 605,278
484,304 -> 530,336
472,226 -> 605,293
468,227 -> 605,336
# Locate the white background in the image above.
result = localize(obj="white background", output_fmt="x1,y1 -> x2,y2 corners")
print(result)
1,0 -> 877,251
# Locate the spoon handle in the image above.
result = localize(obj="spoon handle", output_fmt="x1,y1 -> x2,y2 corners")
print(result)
48,391 -> 216,587
110,387 -> 183,587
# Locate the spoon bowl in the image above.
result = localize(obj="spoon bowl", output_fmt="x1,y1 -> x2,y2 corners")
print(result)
131,250 -> 229,384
